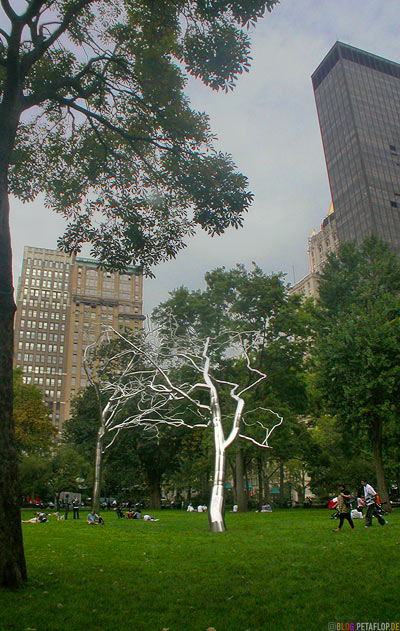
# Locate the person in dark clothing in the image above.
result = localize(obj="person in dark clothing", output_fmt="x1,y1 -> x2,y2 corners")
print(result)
72,497 -> 80,520
333,484 -> 354,532
64,494 -> 70,520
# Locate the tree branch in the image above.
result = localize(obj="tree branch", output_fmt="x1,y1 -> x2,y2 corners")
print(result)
20,0 -> 48,23
20,0 -> 94,75
0,27 -> 10,43
1,0 -> 18,22
52,97 -> 173,153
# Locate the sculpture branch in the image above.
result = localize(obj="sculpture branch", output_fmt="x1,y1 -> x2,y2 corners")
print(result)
239,408 -> 284,448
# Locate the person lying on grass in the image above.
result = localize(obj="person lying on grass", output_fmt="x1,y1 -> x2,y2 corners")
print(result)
87,510 -> 105,525
22,512 -> 48,523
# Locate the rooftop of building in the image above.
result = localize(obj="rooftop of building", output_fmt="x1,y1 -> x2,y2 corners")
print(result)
22,246 -> 142,274
76,256 -> 142,274
312,41 -> 400,91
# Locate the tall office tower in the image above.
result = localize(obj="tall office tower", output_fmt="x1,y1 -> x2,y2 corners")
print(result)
14,246 -> 145,429
312,42 -> 400,253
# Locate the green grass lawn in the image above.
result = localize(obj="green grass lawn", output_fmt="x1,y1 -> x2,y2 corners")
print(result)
2,509 -> 399,631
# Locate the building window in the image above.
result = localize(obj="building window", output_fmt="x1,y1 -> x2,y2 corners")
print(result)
390,201 -> 398,208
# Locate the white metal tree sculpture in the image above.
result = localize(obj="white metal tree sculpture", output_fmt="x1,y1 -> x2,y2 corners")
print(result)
100,325 -> 283,533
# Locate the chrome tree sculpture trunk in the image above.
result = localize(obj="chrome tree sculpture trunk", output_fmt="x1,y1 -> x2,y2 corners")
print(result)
208,379 -> 226,532
92,423 -> 105,512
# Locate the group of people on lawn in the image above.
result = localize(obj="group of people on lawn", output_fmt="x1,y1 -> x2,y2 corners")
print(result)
186,503 -> 207,513
115,505 -> 159,521
21,478 -> 389,529
22,509 -> 105,525
22,502 -> 160,525
333,479 -> 388,532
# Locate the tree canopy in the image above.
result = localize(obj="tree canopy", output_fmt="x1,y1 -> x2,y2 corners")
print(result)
153,263 -> 309,510
1,0 -> 277,272
311,237 -> 400,508
13,368 -> 56,455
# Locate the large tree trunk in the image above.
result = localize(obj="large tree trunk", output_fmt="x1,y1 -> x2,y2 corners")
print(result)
279,461 -> 285,506
264,463 -> 279,505
371,418 -> 392,512
229,460 -> 237,504
148,473 -> 162,510
202,469 -> 210,501
235,447 -> 248,512
0,168 -> 27,587
264,481 -> 270,504
245,460 -> 250,505
257,454 -> 264,505
0,73 -> 28,587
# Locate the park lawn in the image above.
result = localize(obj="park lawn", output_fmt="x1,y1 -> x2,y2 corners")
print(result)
2,509 -> 399,631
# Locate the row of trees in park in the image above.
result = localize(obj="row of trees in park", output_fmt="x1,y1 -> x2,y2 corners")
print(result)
16,238 -> 400,532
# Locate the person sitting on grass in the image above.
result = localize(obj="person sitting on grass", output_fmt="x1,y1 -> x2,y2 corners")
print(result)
87,510 -> 105,525
351,507 -> 364,519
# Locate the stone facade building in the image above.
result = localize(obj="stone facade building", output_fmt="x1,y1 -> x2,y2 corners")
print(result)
14,246 -> 144,429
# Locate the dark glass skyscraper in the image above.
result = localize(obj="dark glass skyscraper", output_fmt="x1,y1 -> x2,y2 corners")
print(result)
312,42 -> 400,254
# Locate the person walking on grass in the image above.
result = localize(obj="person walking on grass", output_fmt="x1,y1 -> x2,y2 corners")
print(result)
361,479 -> 387,528
333,484 -> 354,532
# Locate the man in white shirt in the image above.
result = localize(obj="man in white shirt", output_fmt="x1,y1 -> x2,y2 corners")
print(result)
361,479 -> 387,528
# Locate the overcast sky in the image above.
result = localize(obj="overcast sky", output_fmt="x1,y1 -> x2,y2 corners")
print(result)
8,0 -> 400,315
